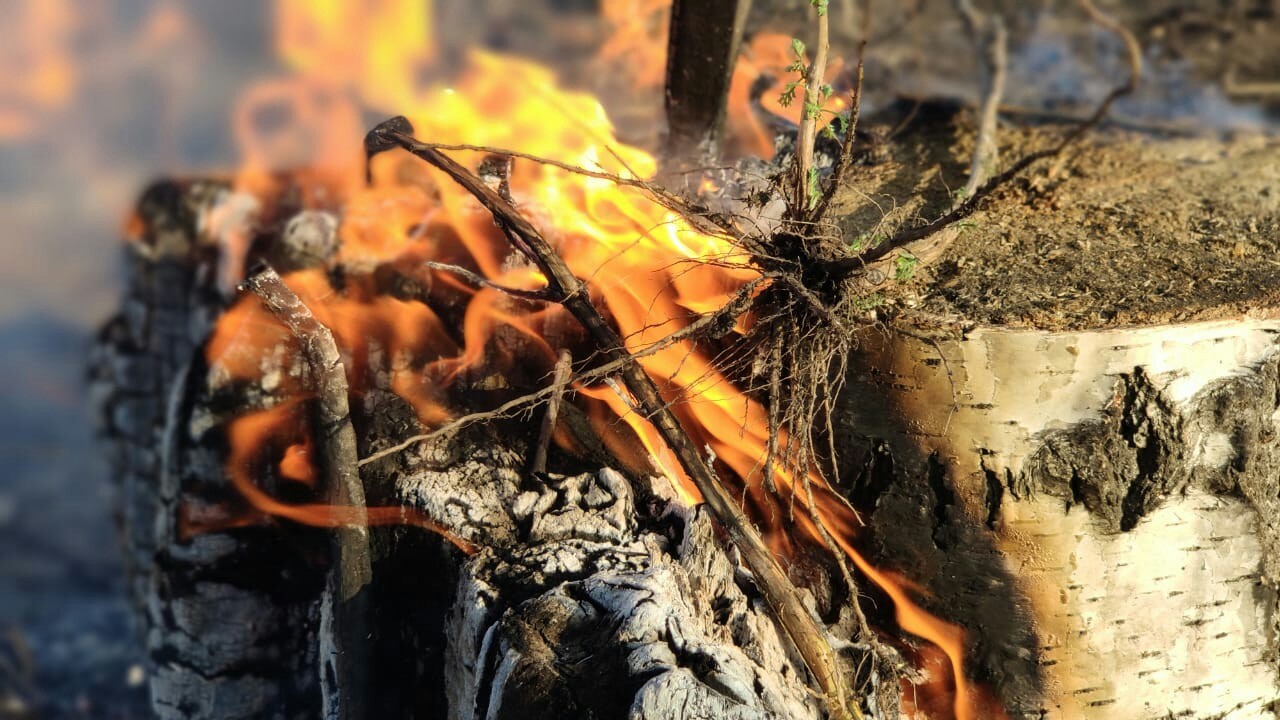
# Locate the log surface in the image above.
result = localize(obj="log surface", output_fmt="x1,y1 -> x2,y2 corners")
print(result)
837,315 -> 1280,719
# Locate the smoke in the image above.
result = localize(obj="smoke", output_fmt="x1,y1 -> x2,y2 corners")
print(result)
1006,9 -> 1271,131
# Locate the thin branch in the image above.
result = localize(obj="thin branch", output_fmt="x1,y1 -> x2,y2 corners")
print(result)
366,116 -> 858,720
242,264 -> 370,720
953,0 -> 1007,201
795,1 -> 832,216
422,260 -> 554,302
530,349 -> 573,475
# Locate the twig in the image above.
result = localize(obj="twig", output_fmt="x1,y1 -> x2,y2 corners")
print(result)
795,1 -> 832,215
530,349 -> 573,475
952,0 -> 1007,201
812,2 -> 867,223
825,0 -> 1143,277
423,260 -> 554,302
383,140 -> 730,237
242,264 -> 370,720
367,116 -> 859,720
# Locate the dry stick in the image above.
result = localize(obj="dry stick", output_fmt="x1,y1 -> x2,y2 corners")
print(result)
795,1 -> 832,215
242,265 -> 370,720
530,349 -> 573,475
826,0 -> 1143,277
952,0 -> 1007,201
368,117 -> 860,720
422,260 -> 555,302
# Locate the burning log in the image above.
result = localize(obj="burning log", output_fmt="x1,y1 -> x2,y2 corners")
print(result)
91,180 -> 329,718
91,175 -> 856,719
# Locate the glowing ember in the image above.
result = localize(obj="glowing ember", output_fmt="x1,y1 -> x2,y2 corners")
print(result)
193,1 -> 1002,717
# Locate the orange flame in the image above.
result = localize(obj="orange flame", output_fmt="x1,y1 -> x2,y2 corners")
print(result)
191,1 -> 1003,717
0,0 -> 76,139
728,32 -> 848,158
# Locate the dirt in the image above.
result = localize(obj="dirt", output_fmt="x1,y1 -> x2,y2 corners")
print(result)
831,101 -> 1280,330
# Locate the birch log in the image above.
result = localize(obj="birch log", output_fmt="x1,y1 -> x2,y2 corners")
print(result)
837,312 -> 1280,719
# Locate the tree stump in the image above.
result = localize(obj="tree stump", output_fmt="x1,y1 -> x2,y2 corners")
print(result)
831,106 -> 1280,718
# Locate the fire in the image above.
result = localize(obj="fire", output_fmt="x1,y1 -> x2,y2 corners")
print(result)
190,1 -> 1001,717
0,0 -> 76,139
599,0 -> 671,91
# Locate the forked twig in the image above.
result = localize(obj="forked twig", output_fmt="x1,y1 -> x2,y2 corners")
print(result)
367,116 -> 860,720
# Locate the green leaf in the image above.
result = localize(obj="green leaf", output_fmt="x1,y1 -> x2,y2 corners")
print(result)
778,83 -> 798,107
806,166 -> 822,209
894,252 -> 920,282
811,0 -> 829,15
790,38 -> 806,59
851,292 -> 885,312
848,232 -> 886,251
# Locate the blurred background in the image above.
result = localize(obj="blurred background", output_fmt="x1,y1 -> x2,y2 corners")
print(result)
1,1 -> 1276,717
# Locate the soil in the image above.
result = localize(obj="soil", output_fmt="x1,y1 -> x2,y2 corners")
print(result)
831,101 -> 1280,330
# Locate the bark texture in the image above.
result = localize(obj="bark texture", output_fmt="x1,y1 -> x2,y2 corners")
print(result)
91,180 -> 326,719
837,315 -> 1280,719
445,469 -> 821,720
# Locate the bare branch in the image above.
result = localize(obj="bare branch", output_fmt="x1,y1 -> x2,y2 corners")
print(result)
422,260 -> 554,302
953,0 -> 1008,200
530,349 -> 573,475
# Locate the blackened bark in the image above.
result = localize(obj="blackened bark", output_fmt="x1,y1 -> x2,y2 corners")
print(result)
91,181 -> 326,719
